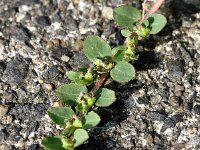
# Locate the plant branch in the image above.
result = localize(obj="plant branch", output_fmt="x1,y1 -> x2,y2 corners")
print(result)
141,0 -> 148,22
139,0 -> 165,23
145,0 -> 164,17
90,72 -> 109,94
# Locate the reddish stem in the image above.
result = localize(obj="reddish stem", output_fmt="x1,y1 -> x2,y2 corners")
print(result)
139,0 -> 165,23
90,72 -> 109,94
145,0 -> 164,17
141,0 -> 148,22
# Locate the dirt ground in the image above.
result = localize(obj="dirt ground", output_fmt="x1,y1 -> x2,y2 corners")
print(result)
0,0 -> 200,149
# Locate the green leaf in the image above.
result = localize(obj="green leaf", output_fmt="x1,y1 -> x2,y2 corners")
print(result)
95,88 -> 116,107
67,71 -> 93,85
121,29 -> 131,37
42,136 -> 65,150
147,13 -> 167,34
67,71 -> 81,82
110,61 -> 135,83
48,107 -> 75,127
113,5 -> 141,27
74,129 -> 89,148
111,46 -> 127,62
78,66 -> 87,73
83,111 -> 101,129
56,83 -> 87,106
83,36 -> 112,62
141,19 -> 149,28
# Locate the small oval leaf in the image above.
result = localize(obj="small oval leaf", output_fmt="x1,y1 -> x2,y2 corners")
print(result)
83,36 -> 112,62
48,107 -> 75,127
74,129 -> 89,148
56,83 -> 88,106
147,13 -> 167,34
95,88 -> 116,107
110,61 -> 135,83
67,71 -> 81,82
113,5 -> 141,27
83,111 -> 101,129
111,46 -> 127,62
121,29 -> 131,37
42,136 -> 65,150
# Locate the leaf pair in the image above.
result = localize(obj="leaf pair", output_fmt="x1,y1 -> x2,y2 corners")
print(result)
45,109 -> 101,149
83,36 -> 136,84
48,107 -> 100,129
56,83 -> 116,107
113,5 -> 167,34
42,129 -> 89,150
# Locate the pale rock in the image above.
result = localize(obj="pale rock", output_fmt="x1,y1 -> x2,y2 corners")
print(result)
102,7 -> 113,20
61,55 -> 70,62
0,105 -> 9,118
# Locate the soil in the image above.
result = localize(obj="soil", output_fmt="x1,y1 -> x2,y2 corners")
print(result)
0,0 -> 200,150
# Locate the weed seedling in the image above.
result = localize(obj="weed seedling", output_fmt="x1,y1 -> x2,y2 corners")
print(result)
42,1 -> 167,149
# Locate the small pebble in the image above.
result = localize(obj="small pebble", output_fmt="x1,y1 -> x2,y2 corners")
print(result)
15,138 -> 25,148
44,83 -> 54,91
52,101 -> 62,107
74,39 -> 84,51
35,16 -> 51,27
193,105 -> 200,115
6,115 -> 13,124
102,7 -> 113,20
0,105 -> 9,118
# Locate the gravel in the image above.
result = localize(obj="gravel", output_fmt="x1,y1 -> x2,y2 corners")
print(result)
35,16 -> 51,27
0,0 -> 199,149
2,57 -> 29,85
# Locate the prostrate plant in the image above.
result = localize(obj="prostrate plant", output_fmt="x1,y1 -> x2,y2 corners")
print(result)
42,1 -> 167,149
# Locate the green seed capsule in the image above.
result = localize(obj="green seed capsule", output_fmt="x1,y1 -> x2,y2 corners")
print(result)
137,27 -> 150,38
62,138 -> 74,149
94,59 -> 100,67
84,72 -> 93,81
73,119 -> 83,128
87,97 -> 96,106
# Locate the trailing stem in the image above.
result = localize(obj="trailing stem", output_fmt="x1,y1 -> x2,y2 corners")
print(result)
90,72 -> 109,94
140,0 -> 165,23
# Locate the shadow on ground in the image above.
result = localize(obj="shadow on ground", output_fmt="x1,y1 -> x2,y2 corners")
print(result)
77,1 -> 200,149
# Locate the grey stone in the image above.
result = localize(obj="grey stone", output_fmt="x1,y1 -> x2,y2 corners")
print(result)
169,96 -> 183,108
0,7 -> 17,19
51,48 -> 72,60
137,96 -> 150,105
69,52 -> 91,69
161,118 -> 175,132
35,16 -> 51,27
27,144 -> 39,150
7,103 -> 49,139
43,65 -> 61,81
2,58 -> 29,85
24,0 -> 39,5
10,26 -> 31,41
152,144 -> 165,150
64,16 -> 78,31
15,0 -> 39,5
0,129 -> 8,142
0,105 -> 9,118
161,114 -> 183,132
167,59 -> 185,80
147,111 -> 167,121
193,105 -> 200,115
0,61 -> 6,78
